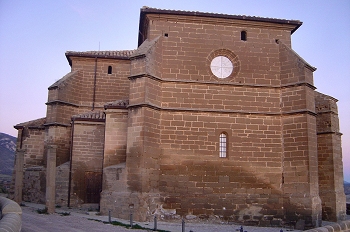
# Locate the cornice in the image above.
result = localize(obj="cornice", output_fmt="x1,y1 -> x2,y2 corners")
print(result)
43,122 -> 71,127
128,102 -> 316,117
317,131 -> 343,136
316,110 -> 338,115
46,100 -> 79,107
129,73 -> 316,90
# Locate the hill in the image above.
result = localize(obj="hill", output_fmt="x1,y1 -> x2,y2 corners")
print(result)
0,132 -> 17,176
344,181 -> 350,195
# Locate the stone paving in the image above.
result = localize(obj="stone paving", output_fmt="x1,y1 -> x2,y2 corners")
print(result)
21,202 -> 303,232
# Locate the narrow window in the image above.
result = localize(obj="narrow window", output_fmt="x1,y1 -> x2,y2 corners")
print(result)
108,66 -> 112,74
219,133 -> 227,158
241,31 -> 247,41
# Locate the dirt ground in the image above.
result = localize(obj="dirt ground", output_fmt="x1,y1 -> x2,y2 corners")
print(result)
20,203 -> 301,232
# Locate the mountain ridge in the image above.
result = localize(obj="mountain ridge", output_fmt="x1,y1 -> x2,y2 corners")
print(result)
0,132 -> 17,176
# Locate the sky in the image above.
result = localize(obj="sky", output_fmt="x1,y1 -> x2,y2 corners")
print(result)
0,0 -> 349,179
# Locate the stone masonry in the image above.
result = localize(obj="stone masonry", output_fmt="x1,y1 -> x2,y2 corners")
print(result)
12,7 -> 345,230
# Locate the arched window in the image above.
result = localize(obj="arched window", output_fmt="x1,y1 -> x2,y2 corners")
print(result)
219,133 -> 227,158
241,31 -> 247,41
107,66 -> 112,74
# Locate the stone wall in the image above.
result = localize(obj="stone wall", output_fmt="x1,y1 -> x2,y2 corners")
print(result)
55,162 -> 69,206
70,57 -> 131,108
22,166 -> 45,204
100,163 -> 129,217
45,126 -> 71,166
315,92 -> 346,221
69,121 -> 105,206
115,10 -> 326,228
11,8 -> 345,230
103,108 -> 128,167
157,111 -> 285,225
305,221 -> 350,232
145,13 -> 292,82
19,128 -> 45,167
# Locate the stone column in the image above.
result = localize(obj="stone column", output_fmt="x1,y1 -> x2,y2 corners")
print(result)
46,145 -> 57,213
14,149 -> 25,203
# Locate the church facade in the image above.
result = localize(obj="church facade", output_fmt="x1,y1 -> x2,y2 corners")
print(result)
12,7 -> 345,229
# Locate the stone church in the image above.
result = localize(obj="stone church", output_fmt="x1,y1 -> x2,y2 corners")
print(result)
12,7 -> 345,229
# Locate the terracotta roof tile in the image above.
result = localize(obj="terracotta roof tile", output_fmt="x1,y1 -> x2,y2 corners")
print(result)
66,50 -> 135,59
104,99 -> 129,109
65,50 -> 135,65
14,118 -> 46,129
72,111 -> 105,120
48,70 -> 79,90
140,6 -> 301,25
131,36 -> 160,58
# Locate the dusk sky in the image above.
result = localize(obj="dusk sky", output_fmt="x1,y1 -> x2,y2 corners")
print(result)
0,1 -> 349,179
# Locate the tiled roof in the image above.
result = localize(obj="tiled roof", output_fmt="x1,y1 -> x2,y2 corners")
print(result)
315,91 -> 338,102
65,50 -> 135,65
72,111 -> 105,121
104,99 -> 129,109
131,36 -> 160,58
14,118 -> 46,129
140,6 -> 302,26
48,70 -> 79,90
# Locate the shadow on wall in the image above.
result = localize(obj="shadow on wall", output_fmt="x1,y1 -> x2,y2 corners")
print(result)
157,158 -> 321,230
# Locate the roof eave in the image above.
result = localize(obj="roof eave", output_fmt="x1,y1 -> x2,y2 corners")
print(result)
65,53 -> 72,66
65,52 -> 131,66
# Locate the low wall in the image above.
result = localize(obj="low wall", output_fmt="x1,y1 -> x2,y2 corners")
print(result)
305,220 -> 350,232
0,196 -> 22,232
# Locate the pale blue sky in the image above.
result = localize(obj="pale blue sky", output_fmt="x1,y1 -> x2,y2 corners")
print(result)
0,0 -> 349,179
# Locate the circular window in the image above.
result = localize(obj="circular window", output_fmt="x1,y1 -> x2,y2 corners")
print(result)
207,49 -> 240,80
210,56 -> 233,78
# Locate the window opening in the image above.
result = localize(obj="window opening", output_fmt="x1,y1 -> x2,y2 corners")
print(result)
164,33 -> 168,37
108,66 -> 112,74
219,133 -> 227,158
241,31 -> 247,41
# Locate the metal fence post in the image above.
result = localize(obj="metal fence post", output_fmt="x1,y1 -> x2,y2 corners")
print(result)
182,218 -> 185,232
154,215 -> 157,231
108,210 -> 111,223
130,213 -> 133,228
